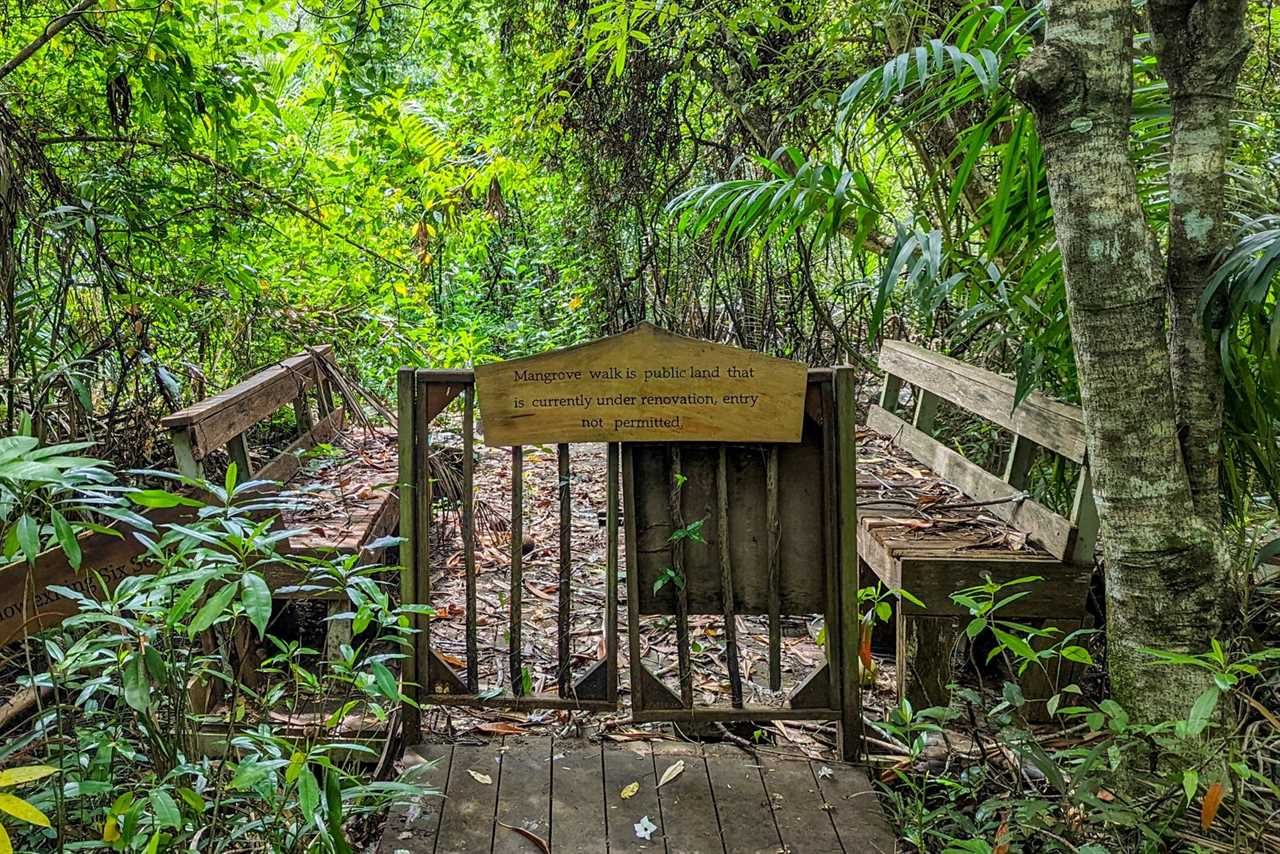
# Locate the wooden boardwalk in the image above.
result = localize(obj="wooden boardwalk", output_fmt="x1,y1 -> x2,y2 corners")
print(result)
380,738 -> 895,854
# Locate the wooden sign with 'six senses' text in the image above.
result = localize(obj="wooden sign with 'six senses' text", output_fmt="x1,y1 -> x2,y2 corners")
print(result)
473,323 -> 808,445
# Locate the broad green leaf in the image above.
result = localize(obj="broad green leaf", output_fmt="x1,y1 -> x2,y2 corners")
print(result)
189,583 -> 239,635
1182,769 -> 1198,804
123,653 -> 150,713
50,510 -> 81,570
286,751 -> 306,784
151,789 -> 181,829
240,573 -> 272,638
370,661 -> 398,700
1187,687 -> 1219,736
298,767 -> 320,824
15,515 -> 40,565
0,766 -> 56,787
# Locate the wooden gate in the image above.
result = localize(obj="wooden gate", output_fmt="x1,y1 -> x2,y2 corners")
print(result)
396,369 -> 621,730
397,327 -> 862,759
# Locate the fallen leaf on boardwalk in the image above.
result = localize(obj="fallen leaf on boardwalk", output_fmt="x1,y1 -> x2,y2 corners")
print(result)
634,815 -> 658,840
1201,782 -> 1225,830
620,782 -> 639,799
817,766 -> 833,779
497,820 -> 550,853
656,760 -> 685,788
476,722 -> 525,736
467,770 -> 493,785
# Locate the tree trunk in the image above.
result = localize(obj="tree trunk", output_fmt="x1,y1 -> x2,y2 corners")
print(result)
1151,0 -> 1250,526
0,133 -> 18,434
1015,0 -> 1241,722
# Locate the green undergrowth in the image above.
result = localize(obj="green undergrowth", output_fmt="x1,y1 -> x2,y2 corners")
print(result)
1,440 -> 431,852
869,574 -> 1280,853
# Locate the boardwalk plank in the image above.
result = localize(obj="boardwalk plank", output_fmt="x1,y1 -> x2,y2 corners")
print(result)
700,745 -> 782,854
550,739 -> 608,854
603,741 -> 666,853
757,752 -> 844,853
493,737 -> 553,853
435,743 -> 502,854
811,760 -> 896,854
652,742 -> 724,854
378,744 -> 452,854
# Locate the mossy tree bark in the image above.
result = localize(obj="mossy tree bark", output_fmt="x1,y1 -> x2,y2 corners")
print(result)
1015,0 -> 1248,721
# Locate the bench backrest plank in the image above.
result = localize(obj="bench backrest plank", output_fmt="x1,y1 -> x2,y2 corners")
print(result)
867,404 -> 1076,560
878,340 -> 1087,463
875,341 -> 1098,566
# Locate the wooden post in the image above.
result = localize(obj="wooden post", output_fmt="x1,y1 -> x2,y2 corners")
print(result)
510,446 -> 524,695
622,445 -> 645,711
395,368 -> 420,736
293,393 -> 314,434
716,447 -> 744,708
606,443 -> 620,701
557,443 -> 572,697
1070,467 -> 1100,566
878,372 -> 903,415
463,386 -> 478,692
834,366 -> 863,761
171,428 -> 202,480
226,432 -> 253,484
820,380 -> 842,714
1004,434 -> 1037,490
912,389 -> 939,434
414,378 -> 432,697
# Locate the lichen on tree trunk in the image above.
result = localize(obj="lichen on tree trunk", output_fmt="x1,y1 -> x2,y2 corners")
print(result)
1014,0 -> 1247,722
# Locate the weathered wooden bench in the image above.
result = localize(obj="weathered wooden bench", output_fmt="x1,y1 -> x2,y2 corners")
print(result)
859,340 -> 1098,711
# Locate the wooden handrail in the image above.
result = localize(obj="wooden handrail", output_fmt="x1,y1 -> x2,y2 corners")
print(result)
161,346 -> 336,461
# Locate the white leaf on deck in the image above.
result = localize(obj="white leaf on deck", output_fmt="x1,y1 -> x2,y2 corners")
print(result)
656,759 -> 685,788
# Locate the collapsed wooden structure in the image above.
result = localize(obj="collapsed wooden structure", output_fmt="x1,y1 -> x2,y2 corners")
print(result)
161,344 -> 399,569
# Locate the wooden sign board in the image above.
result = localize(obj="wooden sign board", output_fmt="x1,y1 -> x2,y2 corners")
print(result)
0,504 -> 194,645
474,323 -> 809,445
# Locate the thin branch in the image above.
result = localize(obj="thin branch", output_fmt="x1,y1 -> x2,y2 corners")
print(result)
38,134 -> 414,273
0,0 -> 99,83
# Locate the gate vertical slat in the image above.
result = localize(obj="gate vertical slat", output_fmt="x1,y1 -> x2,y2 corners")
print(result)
557,443 -> 572,696
716,446 -> 744,708
834,366 -> 863,761
622,445 -> 645,710
463,386 -> 479,692
820,379 -> 842,714
510,445 -> 524,694
606,443 -> 620,700
414,378 -> 433,695
396,368 -> 420,734
766,446 -> 782,691
668,447 -> 693,707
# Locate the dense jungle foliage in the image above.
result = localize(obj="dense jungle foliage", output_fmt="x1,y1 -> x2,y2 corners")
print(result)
3,0 -> 1278,508
3,0 -> 1280,851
